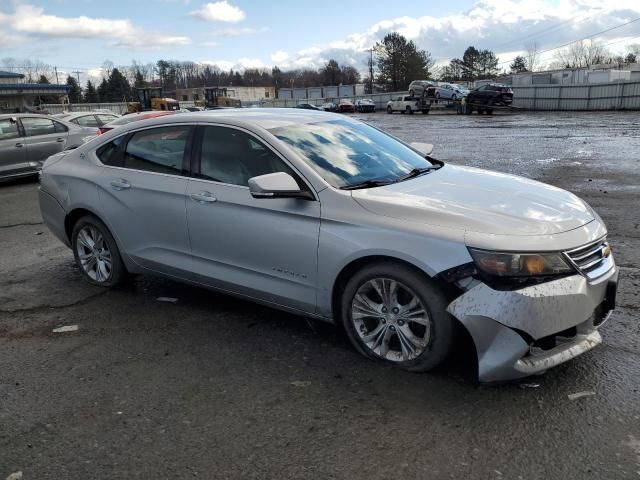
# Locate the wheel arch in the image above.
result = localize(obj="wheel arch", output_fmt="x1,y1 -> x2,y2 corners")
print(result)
330,254 -> 454,322
64,207 -> 104,242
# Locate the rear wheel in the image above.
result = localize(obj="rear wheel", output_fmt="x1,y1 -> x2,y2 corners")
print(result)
340,262 -> 454,372
387,106 -> 393,114
71,215 -> 126,287
406,106 -> 412,114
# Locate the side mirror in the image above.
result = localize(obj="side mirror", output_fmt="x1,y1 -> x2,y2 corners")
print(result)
248,172 -> 314,200
410,142 -> 433,157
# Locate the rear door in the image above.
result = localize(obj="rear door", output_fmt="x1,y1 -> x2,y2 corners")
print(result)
185,125 -> 320,313
0,117 -> 28,176
95,124 -> 194,277
19,116 -> 69,163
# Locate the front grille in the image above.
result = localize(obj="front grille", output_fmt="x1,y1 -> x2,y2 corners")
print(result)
565,238 -> 613,280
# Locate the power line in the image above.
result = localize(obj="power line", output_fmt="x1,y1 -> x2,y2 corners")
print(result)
496,15 -> 640,66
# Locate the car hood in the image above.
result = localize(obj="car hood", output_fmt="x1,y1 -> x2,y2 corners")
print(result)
351,164 -> 595,236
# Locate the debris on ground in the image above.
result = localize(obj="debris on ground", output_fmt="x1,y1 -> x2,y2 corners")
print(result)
6,472 -> 23,480
156,297 -> 178,304
291,381 -> 311,388
568,390 -> 596,400
519,383 -> 540,389
35,231 -> 43,235
52,325 -> 79,333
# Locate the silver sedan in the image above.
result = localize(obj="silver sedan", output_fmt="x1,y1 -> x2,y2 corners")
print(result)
0,114 -> 97,180
38,109 -> 618,381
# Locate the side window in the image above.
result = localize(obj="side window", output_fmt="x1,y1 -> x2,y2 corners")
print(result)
0,119 -> 20,141
124,126 -> 192,175
53,121 -> 68,133
96,136 -> 126,167
75,115 -> 99,128
20,117 -> 56,136
198,126 -> 297,187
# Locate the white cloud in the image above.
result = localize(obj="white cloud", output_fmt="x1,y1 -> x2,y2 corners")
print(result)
270,50 -> 289,64
272,0 -> 640,72
190,1 -> 245,22
209,26 -> 268,37
0,3 -> 190,49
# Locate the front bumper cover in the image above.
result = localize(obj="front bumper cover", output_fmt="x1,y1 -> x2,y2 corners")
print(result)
447,266 -> 618,382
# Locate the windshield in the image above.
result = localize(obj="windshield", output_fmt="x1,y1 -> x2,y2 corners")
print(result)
271,119 -> 434,188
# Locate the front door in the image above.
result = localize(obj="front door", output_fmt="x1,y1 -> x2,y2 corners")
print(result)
186,125 -> 320,313
94,124 -> 194,277
0,117 -> 28,177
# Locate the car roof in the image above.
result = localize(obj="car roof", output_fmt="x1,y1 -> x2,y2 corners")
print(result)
100,108 -> 352,133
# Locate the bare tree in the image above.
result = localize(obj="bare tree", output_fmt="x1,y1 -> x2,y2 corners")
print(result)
554,40 -> 610,68
525,41 -> 540,72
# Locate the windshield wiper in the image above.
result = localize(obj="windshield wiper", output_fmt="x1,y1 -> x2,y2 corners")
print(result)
394,166 -> 439,183
340,179 -> 393,190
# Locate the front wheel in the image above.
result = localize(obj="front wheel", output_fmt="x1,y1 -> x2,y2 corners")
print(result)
71,215 -> 126,287
406,106 -> 413,114
387,106 -> 393,114
340,262 -> 454,372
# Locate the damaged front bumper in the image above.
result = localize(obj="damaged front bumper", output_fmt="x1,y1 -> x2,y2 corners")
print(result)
447,265 -> 618,382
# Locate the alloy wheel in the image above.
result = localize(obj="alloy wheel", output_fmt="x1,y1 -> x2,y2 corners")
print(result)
75,225 -> 112,282
351,278 -> 431,362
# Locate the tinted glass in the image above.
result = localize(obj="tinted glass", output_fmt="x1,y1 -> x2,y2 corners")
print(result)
21,117 -> 56,136
96,136 -> 125,166
0,119 -> 20,141
124,126 -> 191,175
198,126 -> 296,186
271,119 -> 432,188
74,115 -> 99,127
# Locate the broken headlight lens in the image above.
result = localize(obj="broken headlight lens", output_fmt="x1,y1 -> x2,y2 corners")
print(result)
468,248 -> 574,277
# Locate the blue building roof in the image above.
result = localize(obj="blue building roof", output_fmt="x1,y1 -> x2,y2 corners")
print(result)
0,84 -> 71,92
0,70 -> 25,78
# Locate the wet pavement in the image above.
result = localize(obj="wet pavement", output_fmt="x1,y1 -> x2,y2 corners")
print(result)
1,111 -> 639,479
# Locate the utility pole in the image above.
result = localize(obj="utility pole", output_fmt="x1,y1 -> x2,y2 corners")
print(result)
54,67 -> 59,85
73,70 -> 82,84
367,48 -> 374,94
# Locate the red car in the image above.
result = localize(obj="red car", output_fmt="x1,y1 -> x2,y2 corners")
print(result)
338,99 -> 356,113
98,111 -> 175,135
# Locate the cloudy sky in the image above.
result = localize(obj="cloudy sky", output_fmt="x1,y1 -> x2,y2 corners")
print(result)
1,0 -> 639,82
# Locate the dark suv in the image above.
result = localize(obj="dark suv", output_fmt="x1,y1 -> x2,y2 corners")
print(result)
465,84 -> 513,113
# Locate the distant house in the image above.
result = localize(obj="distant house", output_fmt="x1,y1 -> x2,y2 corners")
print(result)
0,71 -> 70,113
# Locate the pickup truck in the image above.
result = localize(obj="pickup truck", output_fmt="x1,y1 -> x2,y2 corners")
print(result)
386,95 -> 430,114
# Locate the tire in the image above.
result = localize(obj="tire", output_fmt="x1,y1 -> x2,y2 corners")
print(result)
486,109 -> 493,115
406,106 -> 412,114
387,106 -> 393,114
340,261 -> 454,372
422,109 -> 429,114
451,94 -> 457,101
435,93 -> 440,103
409,90 -> 414,97
71,214 -> 126,287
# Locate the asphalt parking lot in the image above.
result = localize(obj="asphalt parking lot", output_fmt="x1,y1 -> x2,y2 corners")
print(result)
1,111 -> 639,479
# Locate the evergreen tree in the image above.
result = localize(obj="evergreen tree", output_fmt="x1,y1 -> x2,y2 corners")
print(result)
320,59 -> 341,85
509,56 -> 528,73
66,75 -> 83,103
84,80 -> 98,103
375,32 -> 433,91
106,68 -> 131,102
97,78 -> 109,102
38,74 -> 50,84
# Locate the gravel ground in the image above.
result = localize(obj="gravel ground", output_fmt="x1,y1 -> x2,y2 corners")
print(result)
1,111 -> 639,480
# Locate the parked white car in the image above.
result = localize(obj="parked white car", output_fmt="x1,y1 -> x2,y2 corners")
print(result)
386,95 -> 422,114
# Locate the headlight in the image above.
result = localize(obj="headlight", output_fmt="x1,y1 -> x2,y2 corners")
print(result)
468,248 -> 574,277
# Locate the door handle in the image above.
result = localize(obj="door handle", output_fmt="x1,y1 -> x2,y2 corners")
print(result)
190,191 -> 217,203
56,137 -> 65,143
110,179 -> 131,190
15,143 -> 23,148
